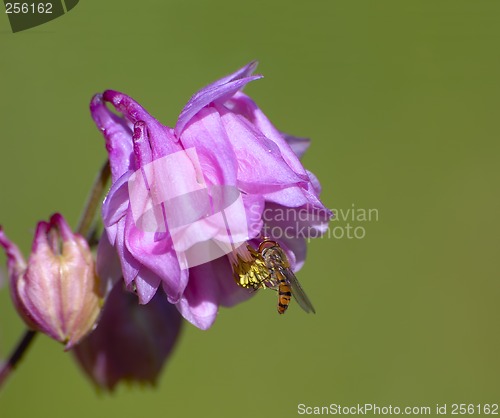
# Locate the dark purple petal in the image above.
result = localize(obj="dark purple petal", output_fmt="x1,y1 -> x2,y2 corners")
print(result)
72,282 -> 183,391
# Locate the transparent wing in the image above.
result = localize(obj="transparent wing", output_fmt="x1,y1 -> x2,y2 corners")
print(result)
281,268 -> 316,314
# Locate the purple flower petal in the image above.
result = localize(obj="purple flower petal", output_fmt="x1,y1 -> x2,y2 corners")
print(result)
180,107 -> 238,187
262,202 -> 332,240
280,237 -> 307,272
96,233 -> 123,296
101,171 -> 131,233
226,92 -> 309,177
124,209 -> 188,304
90,94 -> 134,182
218,107 -> 308,191
242,193 -> 265,239
132,121 -> 153,168
282,133 -> 311,159
133,267 -> 162,304
175,266 -> 219,330
102,90 -> 180,159
306,169 -> 322,195
176,62 -> 262,136
113,217 -> 140,287
261,178 -> 332,217
208,256 -> 254,307
90,62 -> 332,326
202,61 -> 258,92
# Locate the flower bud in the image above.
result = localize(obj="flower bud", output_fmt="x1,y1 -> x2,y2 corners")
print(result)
0,214 -> 101,349
73,282 -> 183,391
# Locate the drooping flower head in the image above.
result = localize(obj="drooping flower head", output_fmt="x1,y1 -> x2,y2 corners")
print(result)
73,281 -> 183,391
91,62 -> 331,329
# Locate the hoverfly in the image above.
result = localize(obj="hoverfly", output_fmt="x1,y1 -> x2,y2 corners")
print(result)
233,239 -> 316,314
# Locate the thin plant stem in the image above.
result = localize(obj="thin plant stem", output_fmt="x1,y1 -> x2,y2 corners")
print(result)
77,159 -> 111,236
0,330 -> 37,388
0,159 -> 110,391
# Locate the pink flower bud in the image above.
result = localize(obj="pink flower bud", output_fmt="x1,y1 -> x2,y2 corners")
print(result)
0,214 -> 102,349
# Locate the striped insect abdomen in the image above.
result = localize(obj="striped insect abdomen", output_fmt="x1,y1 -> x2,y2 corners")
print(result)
277,271 -> 292,314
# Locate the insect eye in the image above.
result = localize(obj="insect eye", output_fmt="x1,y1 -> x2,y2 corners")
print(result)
257,240 -> 278,253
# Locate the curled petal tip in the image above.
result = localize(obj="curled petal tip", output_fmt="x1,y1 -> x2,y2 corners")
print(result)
235,60 -> 259,78
90,93 -> 103,109
49,213 -> 63,223
49,213 -> 74,240
248,60 -> 259,71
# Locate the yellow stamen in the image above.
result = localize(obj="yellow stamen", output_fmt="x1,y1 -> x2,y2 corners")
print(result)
228,243 -> 270,289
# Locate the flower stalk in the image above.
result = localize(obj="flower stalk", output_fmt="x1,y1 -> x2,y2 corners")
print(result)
0,330 -> 37,389
77,159 -> 111,237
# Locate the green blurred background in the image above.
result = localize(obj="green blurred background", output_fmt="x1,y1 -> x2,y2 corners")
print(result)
1,1 -> 499,417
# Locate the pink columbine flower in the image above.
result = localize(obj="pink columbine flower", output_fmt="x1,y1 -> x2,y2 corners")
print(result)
0,214 -> 101,349
91,62 -> 331,329
73,281 -> 182,391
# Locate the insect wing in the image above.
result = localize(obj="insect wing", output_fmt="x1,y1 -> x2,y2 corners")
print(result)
282,268 -> 316,314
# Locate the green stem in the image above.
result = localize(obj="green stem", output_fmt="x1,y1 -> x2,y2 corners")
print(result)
0,159 -> 110,390
77,159 -> 111,237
